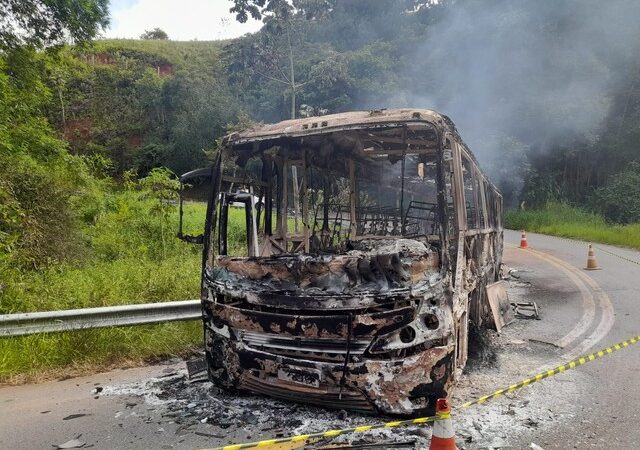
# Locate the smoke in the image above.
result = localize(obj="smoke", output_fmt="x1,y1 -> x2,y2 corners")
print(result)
353,0 -> 640,201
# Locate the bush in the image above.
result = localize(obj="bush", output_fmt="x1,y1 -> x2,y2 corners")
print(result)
591,162 -> 640,224
0,184 -> 205,381
0,170 -> 259,381
0,55 -> 90,269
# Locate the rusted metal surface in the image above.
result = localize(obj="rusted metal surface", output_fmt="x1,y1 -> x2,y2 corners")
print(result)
223,109 -> 446,144
213,304 -> 416,339
486,280 -> 513,331
190,108 -> 503,416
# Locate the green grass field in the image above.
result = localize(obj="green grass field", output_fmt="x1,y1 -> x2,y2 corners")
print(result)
505,202 -> 640,250
0,200 -> 250,383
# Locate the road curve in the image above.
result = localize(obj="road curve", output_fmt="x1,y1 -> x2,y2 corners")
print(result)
501,230 -> 640,449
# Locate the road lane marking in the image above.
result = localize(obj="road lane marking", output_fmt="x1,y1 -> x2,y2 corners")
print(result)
524,247 -> 615,360
506,243 -> 596,351
563,264 -> 615,360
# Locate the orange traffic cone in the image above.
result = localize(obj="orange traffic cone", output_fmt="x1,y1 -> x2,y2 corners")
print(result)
519,230 -> 528,249
585,244 -> 599,270
429,398 -> 458,450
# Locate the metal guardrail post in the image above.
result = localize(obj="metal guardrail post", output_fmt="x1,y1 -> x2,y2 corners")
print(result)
0,300 -> 201,337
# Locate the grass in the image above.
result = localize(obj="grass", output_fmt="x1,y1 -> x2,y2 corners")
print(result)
505,202 -> 640,250
0,255 -> 204,383
0,322 -> 203,384
0,196 -> 250,384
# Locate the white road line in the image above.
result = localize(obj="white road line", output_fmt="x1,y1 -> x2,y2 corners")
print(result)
563,266 -> 615,360
523,246 -> 615,360
507,244 -> 596,351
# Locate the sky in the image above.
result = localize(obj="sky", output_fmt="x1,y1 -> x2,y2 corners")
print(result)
105,0 -> 263,41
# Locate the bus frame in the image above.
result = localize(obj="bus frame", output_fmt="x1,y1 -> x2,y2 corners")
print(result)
179,108 -> 503,416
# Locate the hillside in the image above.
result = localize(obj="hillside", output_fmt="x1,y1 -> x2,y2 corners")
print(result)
49,39 -> 238,175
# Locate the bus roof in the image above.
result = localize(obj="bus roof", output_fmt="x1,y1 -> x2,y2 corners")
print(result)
223,108 -> 458,146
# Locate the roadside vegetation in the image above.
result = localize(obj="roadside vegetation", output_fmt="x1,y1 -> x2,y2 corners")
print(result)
505,202 -> 640,250
0,186 -> 250,383
2,0 -> 640,381
506,162 -> 640,249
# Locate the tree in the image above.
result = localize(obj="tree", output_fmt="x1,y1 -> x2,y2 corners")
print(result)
0,52 -> 94,269
230,0 -> 334,24
228,1 -> 340,230
228,0 -> 334,120
140,28 -> 169,40
0,0 -> 109,268
591,162 -> 640,224
0,0 -> 109,49
138,168 -> 180,259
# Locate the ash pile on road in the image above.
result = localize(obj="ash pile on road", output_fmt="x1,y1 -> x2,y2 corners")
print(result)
104,367 -> 428,449
104,342 -> 583,450
154,372 -> 337,432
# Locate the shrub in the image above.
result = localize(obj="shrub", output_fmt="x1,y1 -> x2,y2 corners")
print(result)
591,162 -> 640,224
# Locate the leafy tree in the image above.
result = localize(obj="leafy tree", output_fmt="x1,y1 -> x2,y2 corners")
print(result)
140,28 -> 169,40
227,0 -> 336,119
0,0 -> 109,49
591,162 -> 640,224
0,0 -> 110,271
229,0 -> 335,24
46,41 -> 240,175
138,168 -> 180,259
0,53 -> 94,269
164,71 -> 239,173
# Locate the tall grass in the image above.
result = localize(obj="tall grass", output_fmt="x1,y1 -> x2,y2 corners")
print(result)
0,192 -> 249,383
505,202 -> 640,249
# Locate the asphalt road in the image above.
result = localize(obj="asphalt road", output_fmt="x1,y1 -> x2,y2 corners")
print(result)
502,230 -> 640,449
1,230 -> 639,450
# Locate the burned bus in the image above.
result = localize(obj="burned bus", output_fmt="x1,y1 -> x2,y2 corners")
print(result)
178,109 -> 503,416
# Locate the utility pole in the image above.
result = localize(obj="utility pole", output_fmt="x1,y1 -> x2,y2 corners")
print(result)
288,28 -> 300,233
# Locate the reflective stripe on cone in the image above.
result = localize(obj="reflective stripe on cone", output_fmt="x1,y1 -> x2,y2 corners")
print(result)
519,230 -> 528,249
429,398 -> 458,450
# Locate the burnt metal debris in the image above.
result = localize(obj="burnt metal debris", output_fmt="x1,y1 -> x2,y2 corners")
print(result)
179,108 -> 504,416
512,302 -> 540,320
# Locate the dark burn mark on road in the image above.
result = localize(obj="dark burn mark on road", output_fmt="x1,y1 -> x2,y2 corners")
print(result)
62,413 -> 90,420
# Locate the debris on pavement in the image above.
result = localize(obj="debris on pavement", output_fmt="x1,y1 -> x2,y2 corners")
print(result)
62,414 -> 89,421
186,356 -> 207,381
512,302 -> 540,320
486,281 -> 514,331
97,268 -> 585,449
55,438 -> 85,449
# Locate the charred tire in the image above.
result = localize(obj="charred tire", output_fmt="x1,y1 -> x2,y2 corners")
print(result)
204,326 -> 237,391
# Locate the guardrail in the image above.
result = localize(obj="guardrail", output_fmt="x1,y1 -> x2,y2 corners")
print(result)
0,300 -> 201,337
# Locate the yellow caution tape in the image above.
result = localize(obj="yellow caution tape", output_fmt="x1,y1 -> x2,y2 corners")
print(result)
593,245 -> 640,267
460,334 -> 640,408
208,415 -> 440,450
203,334 -> 640,450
